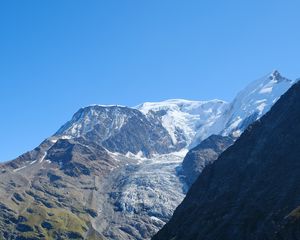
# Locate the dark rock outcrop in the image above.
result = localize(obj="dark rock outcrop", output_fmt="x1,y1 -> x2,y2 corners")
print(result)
153,82 -> 300,240
181,134 -> 234,187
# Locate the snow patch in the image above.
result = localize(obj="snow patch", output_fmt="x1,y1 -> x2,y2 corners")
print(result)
150,216 -> 165,223
39,152 -> 47,163
13,166 -> 26,172
50,135 -> 72,143
257,102 -> 267,114
259,86 -> 273,94
125,151 -> 147,160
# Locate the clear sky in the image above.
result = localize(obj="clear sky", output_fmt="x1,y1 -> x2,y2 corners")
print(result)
0,0 -> 299,162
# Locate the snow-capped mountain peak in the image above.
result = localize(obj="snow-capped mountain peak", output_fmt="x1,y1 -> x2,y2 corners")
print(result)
55,105 -> 132,139
269,69 -> 289,82
136,99 -> 229,147
221,70 -> 293,136
53,70 -> 294,156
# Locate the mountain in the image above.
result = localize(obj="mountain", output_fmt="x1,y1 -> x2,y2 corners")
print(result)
153,81 -> 300,240
179,70 -> 293,187
221,70 -> 293,137
0,137 -> 115,240
137,71 -> 293,148
0,71 -> 294,240
55,106 -> 177,157
136,99 -> 228,148
181,135 -> 234,187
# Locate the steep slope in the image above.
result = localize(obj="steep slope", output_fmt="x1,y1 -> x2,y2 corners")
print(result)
179,70 -> 293,187
55,106 -> 177,157
0,137 -> 115,239
181,135 -> 234,187
136,99 -> 229,148
0,71 -> 294,240
221,70 -> 293,136
153,81 -> 300,240
0,138 -> 188,240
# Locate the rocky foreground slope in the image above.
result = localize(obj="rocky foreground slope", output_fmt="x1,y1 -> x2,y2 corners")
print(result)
181,134 -> 234,187
153,81 -> 300,240
0,71 -> 294,239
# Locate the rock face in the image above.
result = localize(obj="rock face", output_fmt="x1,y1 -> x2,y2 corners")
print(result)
0,137 -> 114,240
55,106 -> 177,157
0,71 -> 295,240
181,135 -> 234,187
153,81 -> 300,240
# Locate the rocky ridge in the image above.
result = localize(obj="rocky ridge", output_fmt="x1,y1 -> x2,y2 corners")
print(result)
0,70 -> 294,239
153,80 -> 300,240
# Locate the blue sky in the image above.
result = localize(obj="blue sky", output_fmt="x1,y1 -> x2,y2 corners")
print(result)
1,0 -> 300,161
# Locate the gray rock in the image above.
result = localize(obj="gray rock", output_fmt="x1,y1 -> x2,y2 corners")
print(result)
55,106 -> 178,157
181,134 -> 234,187
153,81 -> 300,240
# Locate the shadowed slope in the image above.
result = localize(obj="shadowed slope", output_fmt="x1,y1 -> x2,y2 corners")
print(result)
153,82 -> 300,240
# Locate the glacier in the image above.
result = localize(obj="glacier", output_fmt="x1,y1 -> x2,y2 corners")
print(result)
5,70 -> 295,240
